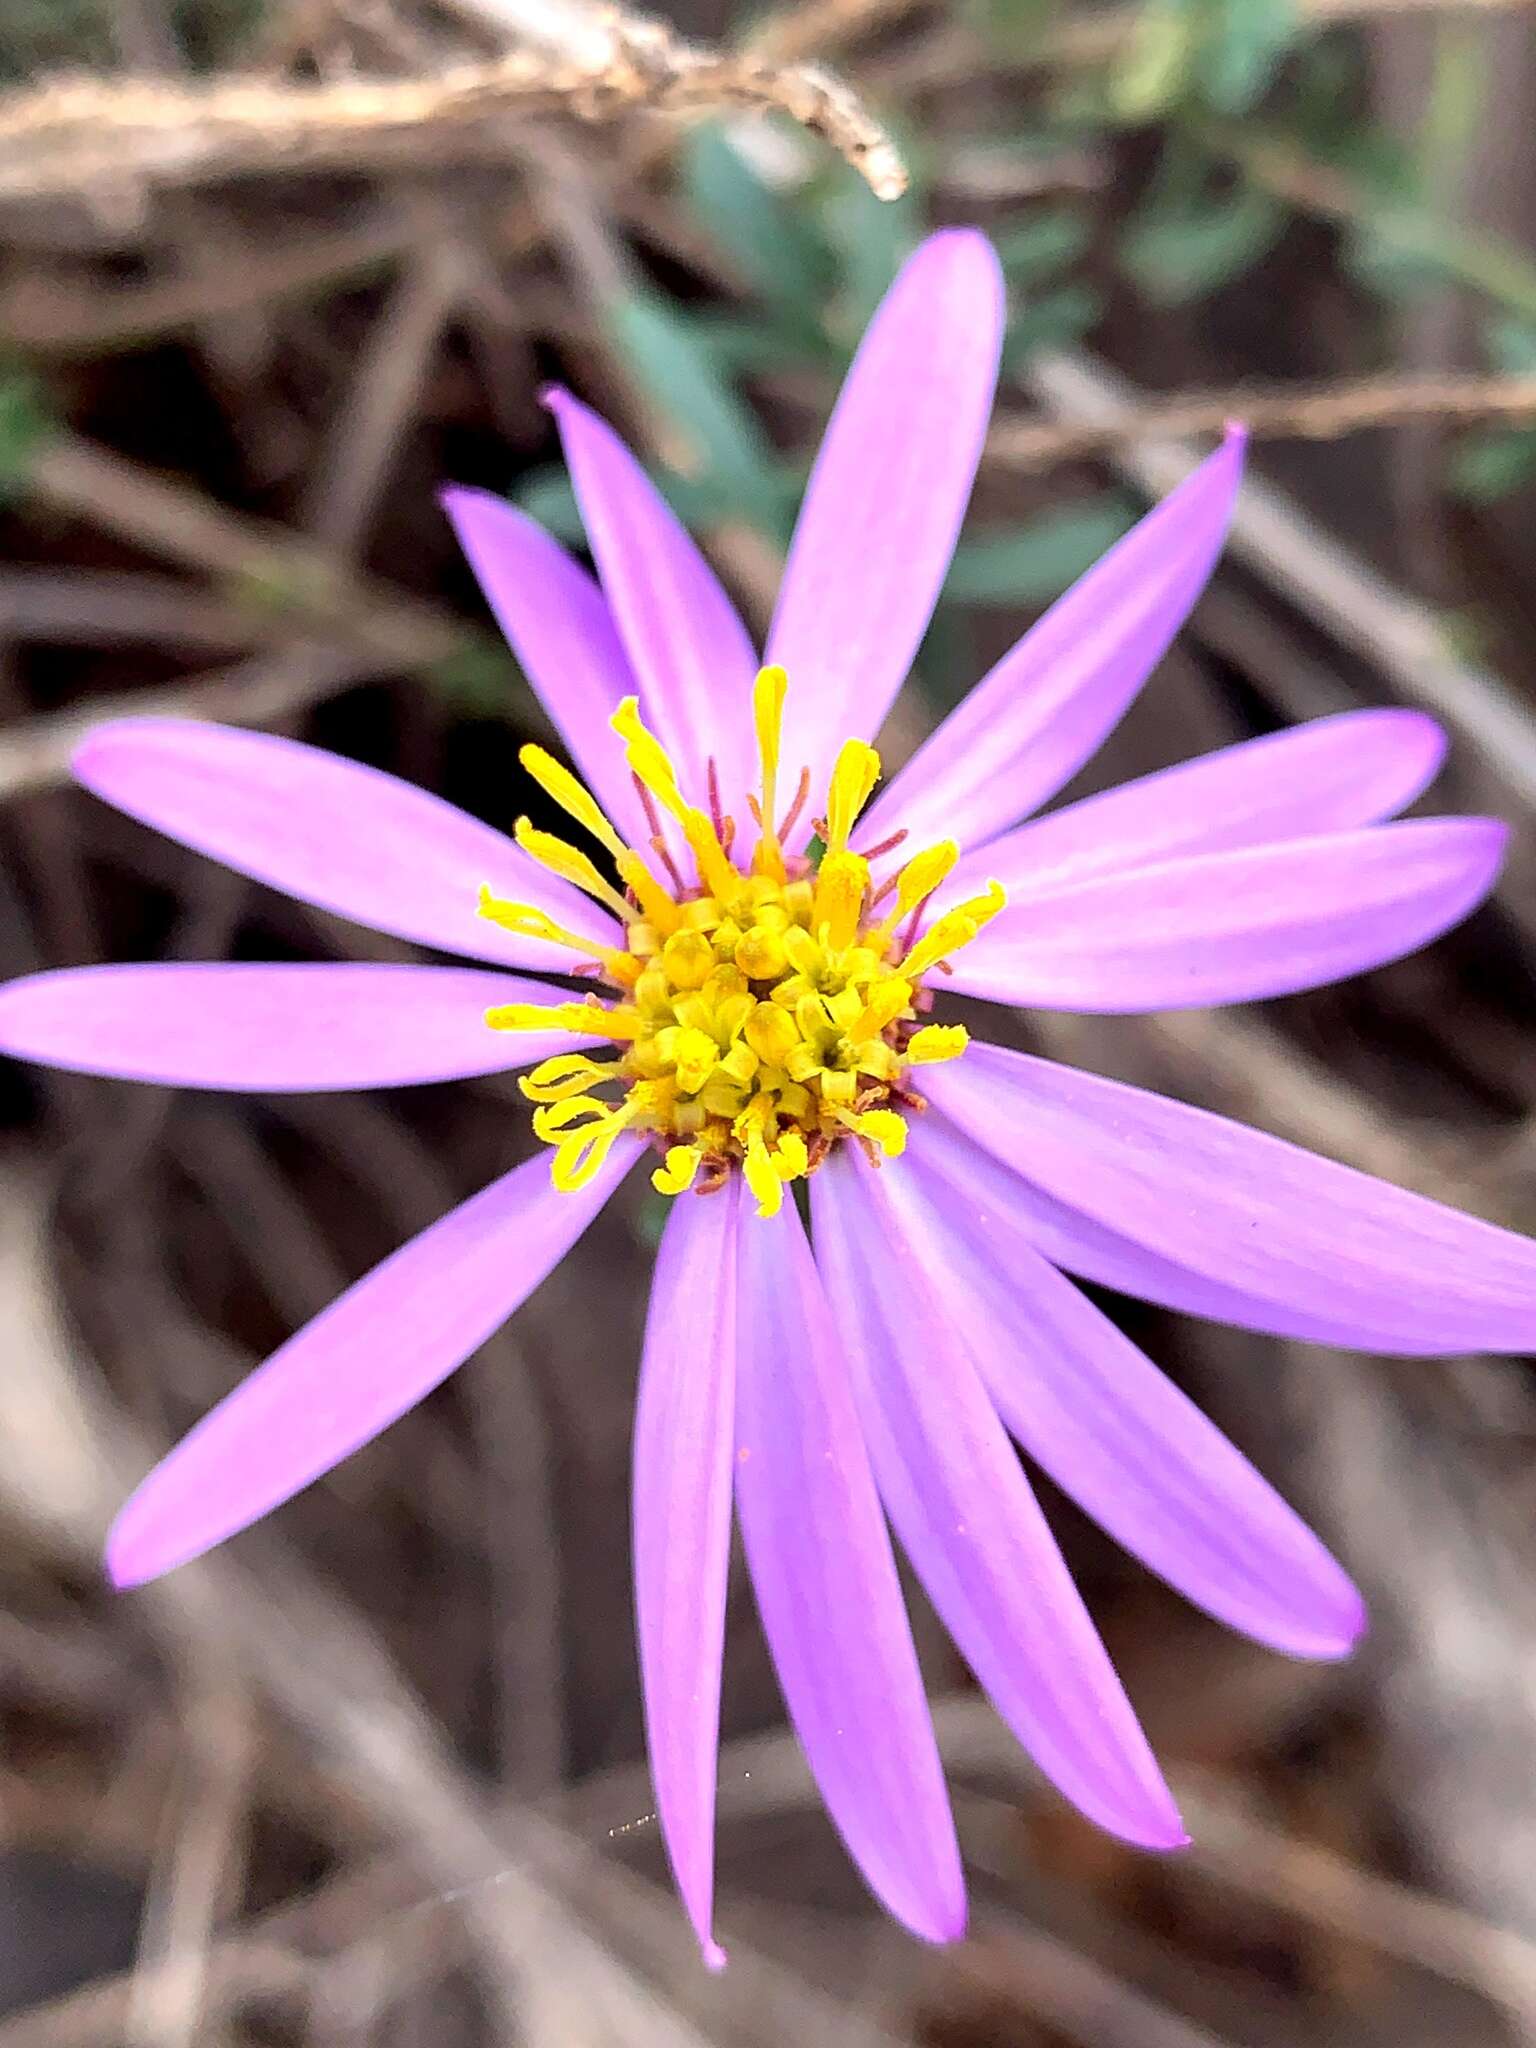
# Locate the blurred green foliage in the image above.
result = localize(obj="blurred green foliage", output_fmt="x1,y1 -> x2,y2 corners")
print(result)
0,0 -> 261,77
0,361 -> 57,505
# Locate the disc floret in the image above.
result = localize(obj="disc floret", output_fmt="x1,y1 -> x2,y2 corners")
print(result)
480,670 -> 1004,1217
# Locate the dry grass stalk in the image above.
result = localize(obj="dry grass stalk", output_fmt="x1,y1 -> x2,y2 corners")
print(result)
0,8 -> 906,209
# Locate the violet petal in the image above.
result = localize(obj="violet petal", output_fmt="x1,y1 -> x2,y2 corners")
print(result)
812,1153 -> 1186,1846
878,1138 -> 1364,1657
0,963 -> 579,1091
733,1198 -> 964,1940
106,1142 -> 637,1586
923,1045 -> 1536,1355
634,1178 -> 741,1969
73,718 -> 617,973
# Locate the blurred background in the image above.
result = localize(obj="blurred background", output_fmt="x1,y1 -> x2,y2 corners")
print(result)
4,0 -> 1536,2041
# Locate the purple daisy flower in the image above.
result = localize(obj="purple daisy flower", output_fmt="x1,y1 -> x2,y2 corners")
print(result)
3,227 -> 1533,1967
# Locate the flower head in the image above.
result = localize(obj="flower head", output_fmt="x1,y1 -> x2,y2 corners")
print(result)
1,228 -> 1531,1967
482,673 -> 997,1215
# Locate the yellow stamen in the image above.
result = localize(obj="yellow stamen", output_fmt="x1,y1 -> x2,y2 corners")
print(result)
485,671 -> 993,1219
519,745 -> 629,864
616,850 -> 682,935
519,1051 -> 621,1101
870,841 -> 959,947
752,665 -> 789,883
849,978 -> 913,1042
514,819 -> 634,922
485,1000 -> 642,1041
836,1106 -> 907,1157
610,697 -> 689,824
477,887 -> 630,976
899,881 -> 1006,978
652,1143 -> 703,1196
814,850 -> 869,953
906,1023 -> 969,1064
825,740 -> 881,854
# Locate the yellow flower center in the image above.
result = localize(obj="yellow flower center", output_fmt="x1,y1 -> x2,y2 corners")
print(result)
478,668 -> 1004,1218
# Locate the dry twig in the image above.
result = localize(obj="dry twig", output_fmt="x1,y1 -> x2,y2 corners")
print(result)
0,9 -> 905,209
990,372 -> 1536,469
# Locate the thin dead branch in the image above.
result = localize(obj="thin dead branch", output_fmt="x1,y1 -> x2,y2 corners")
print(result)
0,11 -> 906,208
990,372 -> 1536,469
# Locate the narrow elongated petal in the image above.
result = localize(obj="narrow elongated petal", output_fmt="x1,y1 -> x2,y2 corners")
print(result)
634,1180 -> 740,1970
923,1043 -> 1536,1355
862,430 -> 1244,855
812,1155 -> 1185,1846
907,1108 -> 1449,1352
0,963 -> 578,1091
733,1199 -> 964,1941
545,389 -> 758,807
945,709 -> 1446,898
106,1142 -> 637,1586
947,819 -> 1505,1013
440,487 -> 652,845
878,1141 -> 1363,1657
767,232 -> 1004,811
73,719 -> 618,972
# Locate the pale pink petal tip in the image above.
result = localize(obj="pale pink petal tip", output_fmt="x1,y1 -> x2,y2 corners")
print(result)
1223,418 -> 1249,452
104,1497 -> 168,1590
702,1940 -> 728,1973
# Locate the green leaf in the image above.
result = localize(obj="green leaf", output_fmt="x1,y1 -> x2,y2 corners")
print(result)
514,466 -> 583,543
815,173 -> 923,336
1110,0 -> 1199,121
0,364 -> 56,502
1001,284 -> 1102,367
515,454 -> 804,547
425,637 -> 523,717
1342,215 -> 1448,306
1198,0 -> 1301,115
1121,182 -> 1284,304
1450,428 -> 1536,503
606,288 -> 784,533
992,210 -> 1092,285
944,499 -> 1138,606
685,310 -> 832,376
680,124 -> 831,312
966,0 -> 1059,58
1486,314 -> 1536,376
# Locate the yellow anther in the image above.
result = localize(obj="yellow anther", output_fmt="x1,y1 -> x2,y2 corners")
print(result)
616,851 -> 681,935
496,691 -> 987,1215
839,1107 -> 907,1157
514,819 -> 633,921
752,665 -> 789,883
533,1094 -> 611,1140
849,978 -> 913,1042
774,1130 -> 809,1180
519,746 -> 628,864
669,1027 -> 721,1095
735,925 -> 788,981
826,740 -> 881,854
743,1136 -> 783,1218
652,1144 -> 703,1196
870,841 -> 960,947
610,698 -> 688,825
899,880 -> 1006,978
552,1106 -> 633,1190
814,850 -> 869,953
485,999 -> 642,1041
744,1000 -> 800,1068
519,1051 -> 619,1102
661,929 -> 716,991
477,888 -> 630,974
906,1024 -> 969,1064
681,809 -> 742,906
